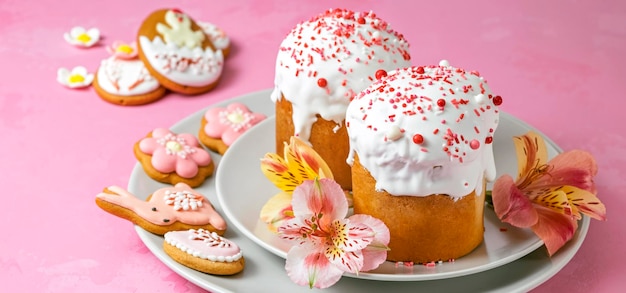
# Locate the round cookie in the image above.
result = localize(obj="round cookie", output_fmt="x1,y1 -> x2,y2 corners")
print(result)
198,103 -> 266,155
95,184 -> 227,236
134,128 -> 214,187
164,229 -> 245,275
136,8 -> 224,95
93,55 -> 167,106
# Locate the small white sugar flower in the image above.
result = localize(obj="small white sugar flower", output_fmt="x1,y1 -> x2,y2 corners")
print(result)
64,26 -> 100,48
57,66 -> 94,88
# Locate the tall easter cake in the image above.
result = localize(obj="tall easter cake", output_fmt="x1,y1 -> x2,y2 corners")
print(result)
270,8 -> 411,190
346,61 -> 502,263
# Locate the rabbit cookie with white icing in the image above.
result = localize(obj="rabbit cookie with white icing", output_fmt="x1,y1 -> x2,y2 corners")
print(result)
137,8 -> 224,95
95,183 -> 227,236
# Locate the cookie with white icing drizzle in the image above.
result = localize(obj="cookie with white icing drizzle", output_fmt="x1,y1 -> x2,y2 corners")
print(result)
137,8 -> 224,95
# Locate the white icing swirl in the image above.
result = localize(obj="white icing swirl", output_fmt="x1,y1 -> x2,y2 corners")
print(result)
270,8 -> 411,142
346,63 -> 501,198
96,57 -> 160,96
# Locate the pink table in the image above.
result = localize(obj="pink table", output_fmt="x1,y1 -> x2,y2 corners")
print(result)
2,0 -> 624,292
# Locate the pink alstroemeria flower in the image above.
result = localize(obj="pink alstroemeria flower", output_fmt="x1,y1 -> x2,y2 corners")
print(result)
106,41 -> 138,60
260,136 -> 335,232
492,131 -> 606,255
278,178 -> 390,289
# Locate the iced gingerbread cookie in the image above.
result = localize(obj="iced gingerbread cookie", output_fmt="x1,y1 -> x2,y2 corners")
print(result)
94,41 -> 167,106
137,8 -> 224,95
95,184 -> 226,235
164,229 -> 244,275
197,21 -> 231,58
198,103 -> 266,155
134,128 -> 214,187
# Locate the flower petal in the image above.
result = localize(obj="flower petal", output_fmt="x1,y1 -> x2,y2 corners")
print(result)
259,191 -> 294,233
343,214 -> 390,271
289,136 -> 333,179
531,205 -> 578,256
151,148 -> 177,173
492,175 -> 538,227
261,153 -> 301,192
564,185 -> 606,221
331,219 -> 373,252
532,150 -> 598,194
531,186 -> 574,218
285,245 -> 344,289
291,179 -> 348,227
325,241 -> 364,274
512,131 -> 549,181
176,156 -> 199,178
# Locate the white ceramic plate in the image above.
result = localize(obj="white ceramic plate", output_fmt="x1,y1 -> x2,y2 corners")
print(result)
129,89 -> 589,292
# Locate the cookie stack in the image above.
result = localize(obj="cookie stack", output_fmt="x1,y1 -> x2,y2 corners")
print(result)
93,8 -> 231,105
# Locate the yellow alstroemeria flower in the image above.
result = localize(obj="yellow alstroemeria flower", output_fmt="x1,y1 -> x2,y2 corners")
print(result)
259,136 -> 334,232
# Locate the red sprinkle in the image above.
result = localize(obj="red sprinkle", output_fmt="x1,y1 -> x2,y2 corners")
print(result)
470,139 -> 480,150
357,17 -> 366,24
437,99 -> 446,107
412,134 -> 424,144
317,78 -> 327,87
416,66 -> 425,74
485,136 -> 493,144
493,95 -> 503,106
500,227 -> 508,232
375,69 -> 388,80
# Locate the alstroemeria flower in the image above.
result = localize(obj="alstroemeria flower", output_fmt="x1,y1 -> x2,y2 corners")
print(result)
279,178 -> 390,289
64,26 -> 100,48
492,131 -> 606,255
57,66 -> 94,88
260,136 -> 334,231
106,41 -> 138,60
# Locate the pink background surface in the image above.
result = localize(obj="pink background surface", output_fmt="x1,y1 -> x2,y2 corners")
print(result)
1,0 -> 624,292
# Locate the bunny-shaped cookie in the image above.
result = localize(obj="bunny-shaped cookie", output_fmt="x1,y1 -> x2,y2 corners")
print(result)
95,183 -> 226,235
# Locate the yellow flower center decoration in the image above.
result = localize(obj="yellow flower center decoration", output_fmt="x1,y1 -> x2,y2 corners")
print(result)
76,33 -> 92,44
166,141 -> 183,153
116,44 -> 134,54
68,74 -> 85,84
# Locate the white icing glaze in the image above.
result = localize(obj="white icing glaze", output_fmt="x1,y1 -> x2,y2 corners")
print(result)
346,63 -> 501,198
138,35 -> 224,87
270,8 -> 411,142
96,56 -> 160,96
197,21 -> 230,52
164,229 -> 243,262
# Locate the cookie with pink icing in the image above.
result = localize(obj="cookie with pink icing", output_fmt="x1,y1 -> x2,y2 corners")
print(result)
134,128 -> 214,187
163,229 -> 245,275
198,103 -> 267,155
95,183 -> 226,236
94,40 -> 167,106
137,8 -> 224,95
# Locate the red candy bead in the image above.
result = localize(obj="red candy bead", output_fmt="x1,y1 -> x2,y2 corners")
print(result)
485,136 -> 493,144
437,99 -> 446,107
416,66 -> 425,74
357,17 -> 366,24
317,78 -> 327,87
469,139 -> 480,150
493,95 -> 503,106
413,134 -> 424,144
375,69 -> 387,80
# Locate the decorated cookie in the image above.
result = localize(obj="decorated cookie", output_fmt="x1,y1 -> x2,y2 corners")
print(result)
164,229 -> 244,275
198,103 -> 266,154
134,128 -> 214,187
197,21 -> 231,58
93,41 -> 167,106
95,184 -> 227,235
137,8 -> 224,95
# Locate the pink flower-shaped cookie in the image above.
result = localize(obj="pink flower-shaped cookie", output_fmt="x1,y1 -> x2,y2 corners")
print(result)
139,128 -> 212,178
203,103 -> 266,146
